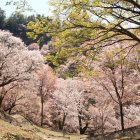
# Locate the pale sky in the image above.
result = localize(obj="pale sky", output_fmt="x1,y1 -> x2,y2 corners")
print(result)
0,0 -> 53,17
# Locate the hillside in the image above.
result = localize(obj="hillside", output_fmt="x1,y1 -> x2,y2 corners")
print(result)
0,108 -> 140,140
93,126 -> 140,140
0,115 -> 140,140
0,115 -> 87,140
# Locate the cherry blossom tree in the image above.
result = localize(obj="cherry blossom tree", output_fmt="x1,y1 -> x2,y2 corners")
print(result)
89,88 -> 118,134
0,30 -> 43,88
0,30 -> 44,110
36,65 -> 56,127
2,85 -> 25,114
53,78 -> 94,134
82,79 -> 117,135
53,79 -> 83,131
0,83 -> 17,108
93,42 -> 140,131
23,92 -> 40,125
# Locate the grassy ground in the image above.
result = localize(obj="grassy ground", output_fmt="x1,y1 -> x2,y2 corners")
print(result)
0,114 -> 140,140
0,119 -> 41,140
0,119 -> 87,140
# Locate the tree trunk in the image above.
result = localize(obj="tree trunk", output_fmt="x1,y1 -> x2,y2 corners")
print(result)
58,120 -> 63,130
81,122 -> 88,134
119,102 -> 124,130
78,111 -> 88,134
78,112 -> 83,134
8,108 -> 12,115
62,113 -> 66,129
0,87 -> 5,108
41,97 -> 44,127
0,96 -> 4,108
4,104 -> 15,115
58,113 -> 67,131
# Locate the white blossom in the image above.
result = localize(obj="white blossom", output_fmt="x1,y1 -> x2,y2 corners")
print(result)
0,30 -> 44,87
